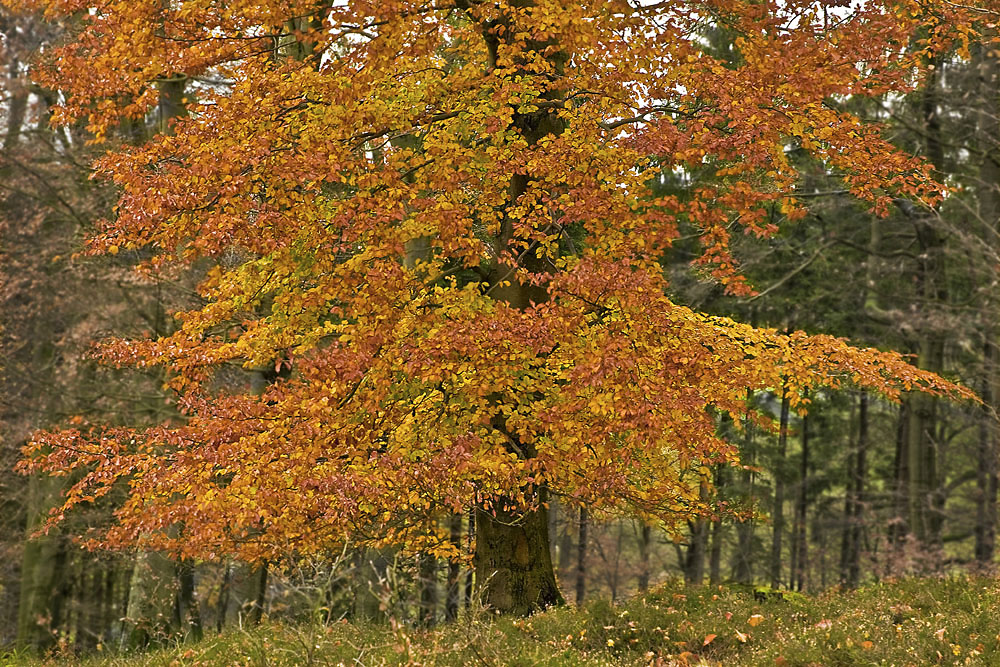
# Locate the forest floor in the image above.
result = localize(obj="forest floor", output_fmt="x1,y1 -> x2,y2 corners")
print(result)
14,575 -> 1000,666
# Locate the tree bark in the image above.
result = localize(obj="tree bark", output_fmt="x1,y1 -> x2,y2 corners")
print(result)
846,393 -> 869,587
575,506 -> 588,605
446,514 -> 462,621
734,397 -> 756,584
791,410 -> 809,591
474,501 -> 563,615
638,521 -> 652,593
770,388 -> 790,589
465,0 -> 569,613
685,480 -> 709,586
975,39 -> 1000,569
418,554 -> 438,626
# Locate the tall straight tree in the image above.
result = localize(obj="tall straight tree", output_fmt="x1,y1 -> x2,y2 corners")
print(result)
15,0 -> 979,614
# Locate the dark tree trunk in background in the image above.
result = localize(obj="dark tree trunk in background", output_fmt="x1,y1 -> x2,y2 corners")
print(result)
418,554 -> 438,626
446,514 -> 462,621
464,510 -> 475,610
247,564 -> 267,626
770,389 -> 791,589
975,40 -> 1000,569
976,340 -> 998,566
791,411 -> 809,591
848,393 -> 869,587
176,559 -> 202,641
575,506 -> 588,605
904,60 -> 947,556
734,398 -> 756,584
638,521 -> 652,593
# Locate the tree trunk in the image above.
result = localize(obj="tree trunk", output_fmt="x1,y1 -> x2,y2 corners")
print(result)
418,554 -> 438,626
353,549 -> 390,621
475,502 -> 562,615
683,477 -> 710,585
16,476 -> 68,649
467,0 -> 569,612
847,393 -> 869,587
464,510 -> 475,610
446,514 -> 462,621
123,551 -> 178,648
791,410 -> 809,591
975,39 -> 1000,569
770,388 -> 790,589
638,521 -> 652,593
176,559 -> 202,641
734,396 -> 756,584
575,506 -> 588,605
904,59 -> 947,556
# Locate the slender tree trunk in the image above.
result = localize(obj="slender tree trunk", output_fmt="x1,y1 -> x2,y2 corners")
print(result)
464,510 -> 475,610
891,402 -> 910,552
575,506 -> 588,605
638,521 -> 652,593
418,554 -> 438,627
247,564 -> 267,626
176,559 -> 202,641
708,465 -> 725,586
684,478 -> 710,585
4,58 -> 27,150
976,339 -> 998,566
446,514 -> 462,621
975,39 -> 1000,569
217,562 -> 232,632
709,518 -> 723,587
904,59 -> 946,557
734,397 -> 756,584
792,410 -> 809,591
845,393 -> 869,587
770,388 -> 790,589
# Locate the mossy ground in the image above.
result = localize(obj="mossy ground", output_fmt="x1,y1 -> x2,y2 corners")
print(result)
11,576 -> 1000,666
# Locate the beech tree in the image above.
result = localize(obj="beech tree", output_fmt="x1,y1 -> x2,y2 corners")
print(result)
15,0 -> 982,614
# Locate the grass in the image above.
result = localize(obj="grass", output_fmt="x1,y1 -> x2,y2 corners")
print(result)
12,576 -> 1000,666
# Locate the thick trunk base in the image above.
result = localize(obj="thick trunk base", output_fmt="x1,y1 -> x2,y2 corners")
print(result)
474,504 -> 563,615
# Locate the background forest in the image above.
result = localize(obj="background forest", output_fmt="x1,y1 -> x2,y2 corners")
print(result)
1,0 -> 1000,661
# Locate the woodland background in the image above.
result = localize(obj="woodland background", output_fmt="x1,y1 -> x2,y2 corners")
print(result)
2,2 -> 1000,658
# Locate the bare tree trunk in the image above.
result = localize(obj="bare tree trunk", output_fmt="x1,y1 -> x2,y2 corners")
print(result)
734,396 -> 756,584
638,521 -> 652,593
847,393 -> 869,587
709,467 -> 725,586
446,514 -> 462,621
464,510 -> 475,610
770,388 -> 791,589
418,554 -> 438,627
975,39 -> 1000,569
791,410 -> 809,591
176,559 -> 202,641
575,506 -> 588,605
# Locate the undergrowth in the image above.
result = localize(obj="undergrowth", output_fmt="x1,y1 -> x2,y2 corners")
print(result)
13,576 -> 1000,666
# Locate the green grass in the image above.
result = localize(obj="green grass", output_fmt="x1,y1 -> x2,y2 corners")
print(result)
16,576 -> 1000,666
